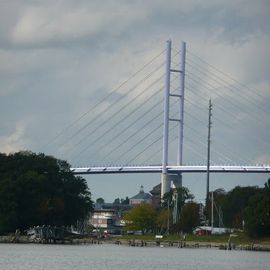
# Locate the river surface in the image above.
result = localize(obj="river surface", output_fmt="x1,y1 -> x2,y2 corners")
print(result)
0,243 -> 269,270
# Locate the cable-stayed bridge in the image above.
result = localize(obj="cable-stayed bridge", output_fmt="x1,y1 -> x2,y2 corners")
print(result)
45,40 -> 270,198
71,165 -> 270,175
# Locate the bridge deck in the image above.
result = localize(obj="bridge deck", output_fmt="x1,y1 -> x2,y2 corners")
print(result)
71,165 -> 270,175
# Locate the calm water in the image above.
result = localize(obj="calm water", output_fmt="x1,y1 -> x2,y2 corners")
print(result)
0,243 -> 269,270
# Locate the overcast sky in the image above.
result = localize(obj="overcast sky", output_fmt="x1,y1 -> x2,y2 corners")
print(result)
1,0 -> 270,202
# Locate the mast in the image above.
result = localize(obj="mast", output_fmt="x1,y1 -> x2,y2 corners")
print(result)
206,99 -> 213,224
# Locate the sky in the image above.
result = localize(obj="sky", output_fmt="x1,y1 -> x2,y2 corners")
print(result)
0,0 -> 270,203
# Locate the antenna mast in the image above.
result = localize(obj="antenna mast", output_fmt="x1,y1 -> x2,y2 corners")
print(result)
206,99 -> 213,224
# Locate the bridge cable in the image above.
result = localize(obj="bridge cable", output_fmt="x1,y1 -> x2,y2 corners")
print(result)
184,124 -> 253,165
89,88 -> 164,158
187,50 -> 270,105
126,123 -> 178,165
185,71 -> 270,134
72,57 -> 181,164
43,49 -> 165,150
184,83 -> 270,151
56,62 -> 165,153
97,86 -> 181,165
186,60 -> 270,121
62,73 -> 164,156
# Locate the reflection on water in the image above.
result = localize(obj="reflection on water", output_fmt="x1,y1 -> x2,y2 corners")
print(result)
0,243 -> 269,270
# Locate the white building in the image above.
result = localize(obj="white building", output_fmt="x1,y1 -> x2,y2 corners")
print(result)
90,209 -> 116,229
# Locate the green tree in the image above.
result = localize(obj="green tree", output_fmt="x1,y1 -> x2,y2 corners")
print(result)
124,203 -> 156,234
162,187 -> 194,208
206,188 -> 227,227
113,198 -> 120,205
96,198 -> 105,204
0,151 -> 93,234
220,186 -> 259,228
113,197 -> 129,205
156,208 -> 170,234
121,197 -> 130,205
179,202 -> 200,233
162,186 -> 194,230
245,179 -> 270,237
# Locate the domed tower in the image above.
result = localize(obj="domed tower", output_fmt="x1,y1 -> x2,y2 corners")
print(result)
129,185 -> 152,205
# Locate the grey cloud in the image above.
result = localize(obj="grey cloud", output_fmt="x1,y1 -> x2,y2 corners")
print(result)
7,1 -> 149,48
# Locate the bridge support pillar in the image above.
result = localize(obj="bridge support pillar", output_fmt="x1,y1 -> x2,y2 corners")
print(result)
161,173 -> 182,198
171,173 -> 182,189
161,173 -> 171,199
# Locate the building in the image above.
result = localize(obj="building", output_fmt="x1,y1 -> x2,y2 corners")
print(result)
89,203 -> 132,233
150,183 -> 161,208
90,209 -> 116,229
129,185 -> 152,205
193,226 -> 230,235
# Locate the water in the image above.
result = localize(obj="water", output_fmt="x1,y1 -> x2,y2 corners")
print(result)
0,243 -> 269,270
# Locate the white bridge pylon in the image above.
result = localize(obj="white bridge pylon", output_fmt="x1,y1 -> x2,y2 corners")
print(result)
161,40 -> 186,197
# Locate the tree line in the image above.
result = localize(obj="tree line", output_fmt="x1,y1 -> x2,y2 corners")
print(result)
211,179 -> 270,237
0,151 -> 93,234
124,180 -> 270,237
124,187 -> 200,235
1,151 -> 268,238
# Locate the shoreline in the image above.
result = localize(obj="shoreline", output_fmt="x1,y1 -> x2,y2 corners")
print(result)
1,235 -> 270,252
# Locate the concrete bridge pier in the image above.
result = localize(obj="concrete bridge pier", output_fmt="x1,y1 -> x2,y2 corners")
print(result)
161,173 -> 171,199
161,173 -> 182,198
